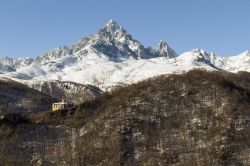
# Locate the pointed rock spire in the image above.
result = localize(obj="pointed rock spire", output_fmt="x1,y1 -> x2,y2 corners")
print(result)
156,40 -> 177,58
105,19 -> 119,27
103,19 -> 121,32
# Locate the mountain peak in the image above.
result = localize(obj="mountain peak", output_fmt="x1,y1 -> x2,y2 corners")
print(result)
96,19 -> 124,38
242,50 -> 250,55
104,19 -> 121,31
0,56 -> 34,69
157,40 -> 168,47
106,19 -> 118,26
0,56 -> 14,66
156,40 -> 177,58
191,48 -> 206,54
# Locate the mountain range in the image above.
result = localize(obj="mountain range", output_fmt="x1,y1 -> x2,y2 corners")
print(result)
0,20 -> 250,165
1,19 -> 250,91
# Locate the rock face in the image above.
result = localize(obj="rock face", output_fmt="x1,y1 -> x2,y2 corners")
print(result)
83,19 -> 149,60
0,56 -> 34,73
14,57 -> 34,68
71,19 -> 177,60
72,20 -> 167,60
0,56 -> 33,68
156,40 -> 178,58
0,56 -> 15,66
34,47 -> 72,65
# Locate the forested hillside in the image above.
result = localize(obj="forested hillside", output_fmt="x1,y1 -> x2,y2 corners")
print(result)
0,78 -> 55,112
1,70 -> 250,165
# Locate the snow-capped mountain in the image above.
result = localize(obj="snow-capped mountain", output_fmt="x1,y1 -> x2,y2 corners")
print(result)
156,40 -> 178,58
224,51 -> 250,72
0,56 -> 34,68
0,19 -> 249,91
71,19 -> 174,60
0,56 -> 34,74
175,49 -> 226,70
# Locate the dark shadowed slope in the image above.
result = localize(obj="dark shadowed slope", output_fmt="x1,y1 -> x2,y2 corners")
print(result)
0,78 -> 55,112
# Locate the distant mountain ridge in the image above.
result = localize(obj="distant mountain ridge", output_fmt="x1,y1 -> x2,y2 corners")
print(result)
0,56 -> 34,73
32,19 -> 177,64
0,19 -> 250,91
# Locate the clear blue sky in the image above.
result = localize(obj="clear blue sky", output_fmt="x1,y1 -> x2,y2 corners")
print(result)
0,0 -> 250,58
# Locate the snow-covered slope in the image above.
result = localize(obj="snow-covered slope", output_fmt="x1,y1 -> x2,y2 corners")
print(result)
175,49 -> 226,70
0,20 -> 249,91
224,51 -> 250,72
1,47 -> 217,90
0,56 -> 34,74
0,56 -> 33,68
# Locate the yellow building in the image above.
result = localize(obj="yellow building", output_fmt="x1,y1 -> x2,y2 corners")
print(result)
52,99 -> 68,112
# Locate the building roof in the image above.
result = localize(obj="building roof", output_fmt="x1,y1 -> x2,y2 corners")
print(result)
53,99 -> 68,105
53,102 -> 67,105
